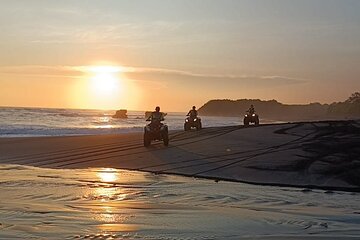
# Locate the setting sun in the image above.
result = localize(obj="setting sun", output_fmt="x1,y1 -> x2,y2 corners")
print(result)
69,64 -> 140,110
89,66 -> 123,96
85,65 -> 126,110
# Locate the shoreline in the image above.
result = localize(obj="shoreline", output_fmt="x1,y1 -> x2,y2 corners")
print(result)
1,119 -> 356,138
1,120 -> 359,192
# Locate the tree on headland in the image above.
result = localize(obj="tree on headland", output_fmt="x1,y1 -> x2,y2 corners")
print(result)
346,92 -> 360,104
198,98 -> 328,120
198,92 -> 360,120
328,92 -> 360,117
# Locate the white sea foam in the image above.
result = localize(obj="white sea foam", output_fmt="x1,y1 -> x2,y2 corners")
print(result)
0,107 -> 243,137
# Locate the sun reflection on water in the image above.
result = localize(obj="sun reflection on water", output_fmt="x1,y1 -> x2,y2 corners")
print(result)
99,116 -> 110,123
94,169 -> 126,202
97,168 -> 119,183
91,169 -> 131,227
94,116 -> 114,129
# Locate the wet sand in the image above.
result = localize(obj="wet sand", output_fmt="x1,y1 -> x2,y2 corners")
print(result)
0,165 -> 359,239
1,120 -> 359,192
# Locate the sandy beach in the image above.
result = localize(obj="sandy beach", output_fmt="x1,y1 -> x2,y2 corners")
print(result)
2,1 -> 360,238
1,120 -> 359,192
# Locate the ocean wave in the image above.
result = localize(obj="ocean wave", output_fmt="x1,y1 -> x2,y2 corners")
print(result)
0,107 -> 243,137
57,112 -> 115,118
0,126 -> 144,137
57,113 -> 84,117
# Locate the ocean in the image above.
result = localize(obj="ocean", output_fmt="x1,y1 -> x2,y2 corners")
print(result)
0,107 -> 241,137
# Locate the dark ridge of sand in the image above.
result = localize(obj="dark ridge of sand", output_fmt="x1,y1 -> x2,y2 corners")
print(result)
0,120 -> 359,192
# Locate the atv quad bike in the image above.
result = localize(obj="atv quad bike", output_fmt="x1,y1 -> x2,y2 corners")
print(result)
144,120 -> 169,147
184,117 -> 202,131
243,113 -> 259,126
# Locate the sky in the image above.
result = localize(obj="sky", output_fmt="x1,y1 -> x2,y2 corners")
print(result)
0,0 -> 359,111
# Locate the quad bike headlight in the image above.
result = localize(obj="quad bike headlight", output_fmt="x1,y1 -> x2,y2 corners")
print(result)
252,114 -> 256,117
185,119 -> 189,122
194,118 -> 197,121
245,114 -> 248,117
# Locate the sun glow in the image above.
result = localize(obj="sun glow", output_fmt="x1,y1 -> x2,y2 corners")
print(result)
89,66 -> 123,96
91,73 -> 119,94
70,64 -> 141,110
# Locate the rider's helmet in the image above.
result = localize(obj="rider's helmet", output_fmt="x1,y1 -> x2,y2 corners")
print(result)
250,104 -> 254,108
155,106 -> 160,112
192,106 -> 196,110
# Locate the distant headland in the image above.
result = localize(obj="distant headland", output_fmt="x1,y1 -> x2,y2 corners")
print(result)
198,92 -> 360,121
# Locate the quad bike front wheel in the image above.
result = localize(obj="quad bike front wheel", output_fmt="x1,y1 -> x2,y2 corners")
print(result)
244,118 -> 249,126
162,132 -> 169,146
184,122 -> 190,131
143,133 -> 151,147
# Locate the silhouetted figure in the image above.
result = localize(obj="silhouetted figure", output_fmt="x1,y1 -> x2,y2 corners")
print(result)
187,106 -> 198,119
147,106 -> 164,126
244,104 -> 259,125
247,104 -> 255,115
144,106 -> 169,147
184,106 -> 202,130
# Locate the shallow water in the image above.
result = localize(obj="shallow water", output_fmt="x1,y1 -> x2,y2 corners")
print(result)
0,164 -> 359,239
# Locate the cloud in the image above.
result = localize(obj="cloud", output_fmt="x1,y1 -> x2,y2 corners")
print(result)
123,67 -> 307,88
0,65 -> 83,78
0,65 -> 307,88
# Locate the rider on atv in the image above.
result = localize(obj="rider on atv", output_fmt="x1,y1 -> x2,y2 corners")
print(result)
184,106 -> 202,130
244,104 -> 259,126
247,104 -> 255,115
147,106 -> 164,127
187,106 -> 198,120
144,106 -> 169,146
